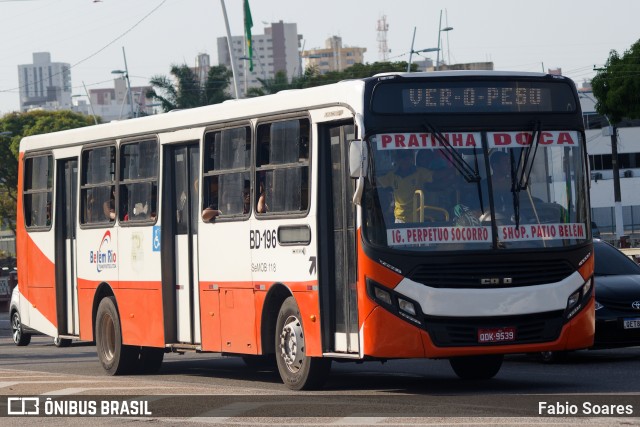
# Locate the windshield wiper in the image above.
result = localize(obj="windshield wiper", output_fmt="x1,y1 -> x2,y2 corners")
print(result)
516,121 -> 542,191
423,122 -> 480,183
512,121 -> 542,228
423,121 -> 486,215
509,150 -> 521,228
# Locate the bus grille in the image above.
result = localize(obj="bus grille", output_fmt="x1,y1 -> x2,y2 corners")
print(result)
425,312 -> 565,347
408,259 -> 574,288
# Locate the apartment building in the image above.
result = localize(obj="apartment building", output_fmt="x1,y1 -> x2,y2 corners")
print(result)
18,52 -> 72,112
217,21 -> 302,98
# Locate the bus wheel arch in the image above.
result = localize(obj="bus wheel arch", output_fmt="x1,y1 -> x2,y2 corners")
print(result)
260,283 -> 292,355
91,282 -> 115,341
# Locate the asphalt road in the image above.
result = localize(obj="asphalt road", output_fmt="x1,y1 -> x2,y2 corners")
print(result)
2,310 -> 640,426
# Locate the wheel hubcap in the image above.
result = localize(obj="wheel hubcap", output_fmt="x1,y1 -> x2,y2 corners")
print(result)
279,315 -> 305,373
98,313 -> 116,362
11,314 -> 21,343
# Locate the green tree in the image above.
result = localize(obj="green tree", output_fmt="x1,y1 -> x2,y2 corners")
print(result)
0,110 -> 97,235
147,64 -> 232,111
591,39 -> 640,124
248,61 -> 412,96
203,65 -> 233,105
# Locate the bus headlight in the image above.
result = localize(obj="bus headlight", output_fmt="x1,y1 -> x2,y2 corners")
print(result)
374,286 -> 392,305
366,278 -> 423,326
565,279 -> 593,320
567,289 -> 581,309
398,298 -> 416,316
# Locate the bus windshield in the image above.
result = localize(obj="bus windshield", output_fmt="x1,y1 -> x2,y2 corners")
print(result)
363,129 -> 589,251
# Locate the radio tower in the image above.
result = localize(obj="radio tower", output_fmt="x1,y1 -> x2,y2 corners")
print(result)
377,15 -> 390,62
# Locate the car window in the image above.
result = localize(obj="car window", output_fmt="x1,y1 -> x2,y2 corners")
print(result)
594,241 -> 640,276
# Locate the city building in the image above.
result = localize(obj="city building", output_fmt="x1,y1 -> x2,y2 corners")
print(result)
581,90 -> 640,243
302,36 -> 367,74
73,77 -> 154,122
217,21 -> 302,98
194,53 -> 211,87
18,52 -> 72,112
428,61 -> 494,72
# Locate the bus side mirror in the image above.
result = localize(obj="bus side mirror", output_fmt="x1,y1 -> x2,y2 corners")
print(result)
349,140 -> 368,178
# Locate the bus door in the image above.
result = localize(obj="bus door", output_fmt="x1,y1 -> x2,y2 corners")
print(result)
318,122 -> 359,354
162,142 -> 201,344
54,158 -> 79,336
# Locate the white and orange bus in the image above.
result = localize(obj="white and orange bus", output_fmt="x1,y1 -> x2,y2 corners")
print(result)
11,71 -> 595,389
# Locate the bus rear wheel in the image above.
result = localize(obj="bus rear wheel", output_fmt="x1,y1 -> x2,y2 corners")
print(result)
95,296 -> 137,375
136,346 -> 164,374
242,354 -> 276,370
54,337 -> 72,347
449,354 -> 503,380
275,296 -> 330,390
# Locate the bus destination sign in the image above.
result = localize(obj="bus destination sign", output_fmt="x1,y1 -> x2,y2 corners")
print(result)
372,81 -> 577,114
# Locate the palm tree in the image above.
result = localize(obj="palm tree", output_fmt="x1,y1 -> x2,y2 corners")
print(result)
147,64 -> 232,112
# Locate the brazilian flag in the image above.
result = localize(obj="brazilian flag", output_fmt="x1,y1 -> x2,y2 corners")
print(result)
244,0 -> 253,72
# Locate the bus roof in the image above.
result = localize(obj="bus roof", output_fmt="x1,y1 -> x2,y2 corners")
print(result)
19,78 -> 367,153
372,70 -> 556,79
19,70 -> 574,153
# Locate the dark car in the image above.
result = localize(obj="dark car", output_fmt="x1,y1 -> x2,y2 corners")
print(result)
592,239 -> 640,348
538,239 -> 640,362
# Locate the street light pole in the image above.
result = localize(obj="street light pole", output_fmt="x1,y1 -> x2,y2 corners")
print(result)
581,91 -> 624,242
81,81 -> 98,125
121,47 -> 134,118
408,27 -> 417,72
407,27 -> 439,72
435,10 -> 453,71
111,47 -> 134,119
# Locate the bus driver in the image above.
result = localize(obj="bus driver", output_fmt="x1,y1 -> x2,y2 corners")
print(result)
377,150 -> 433,223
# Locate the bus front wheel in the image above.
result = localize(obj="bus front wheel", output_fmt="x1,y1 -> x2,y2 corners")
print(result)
95,296 -> 137,375
275,296 -> 330,390
449,354 -> 503,380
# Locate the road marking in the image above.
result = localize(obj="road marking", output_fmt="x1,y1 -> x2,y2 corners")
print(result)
188,402 -> 267,423
329,416 -> 388,424
0,382 -> 19,388
42,386 -> 177,395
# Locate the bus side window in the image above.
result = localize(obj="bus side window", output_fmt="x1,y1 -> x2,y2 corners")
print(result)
255,118 -> 310,215
202,126 -> 251,220
23,155 -> 53,229
80,146 -> 115,226
120,139 -> 158,224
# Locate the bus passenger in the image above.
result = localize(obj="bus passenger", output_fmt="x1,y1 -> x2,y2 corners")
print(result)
257,180 -> 268,213
377,150 -> 433,223
202,178 -> 221,222
490,151 -> 513,214
202,205 -> 221,222
103,188 -> 116,221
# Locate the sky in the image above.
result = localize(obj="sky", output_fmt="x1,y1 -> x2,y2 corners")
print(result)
0,0 -> 638,115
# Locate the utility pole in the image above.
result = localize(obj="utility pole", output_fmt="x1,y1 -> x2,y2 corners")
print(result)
609,125 -> 625,244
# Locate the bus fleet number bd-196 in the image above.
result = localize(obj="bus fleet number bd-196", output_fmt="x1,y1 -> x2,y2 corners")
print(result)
249,229 -> 277,249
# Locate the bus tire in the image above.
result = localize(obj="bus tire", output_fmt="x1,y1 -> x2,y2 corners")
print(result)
449,354 -> 503,380
54,337 -> 72,347
95,296 -> 136,375
275,296 -> 330,390
11,310 -> 31,346
137,346 -> 164,374
242,354 -> 276,371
